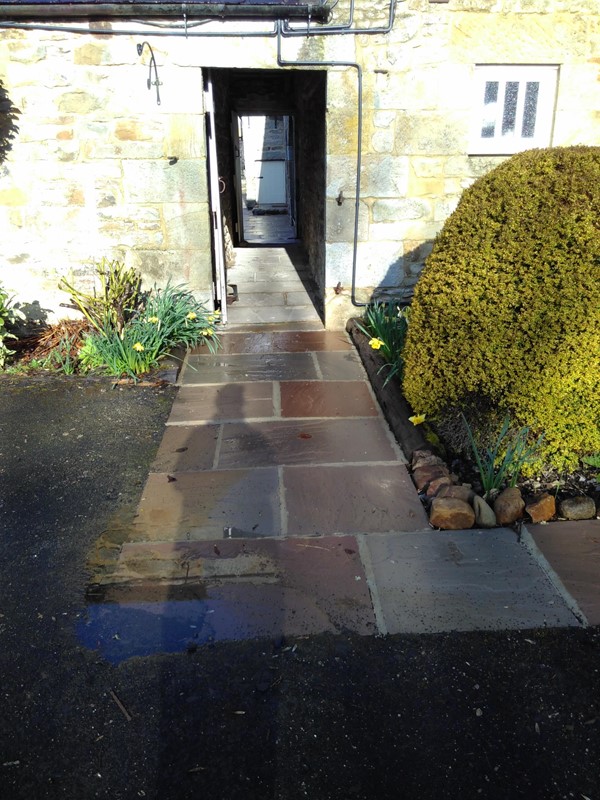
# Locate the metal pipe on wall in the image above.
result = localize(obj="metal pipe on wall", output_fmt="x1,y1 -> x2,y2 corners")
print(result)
0,0 -> 399,307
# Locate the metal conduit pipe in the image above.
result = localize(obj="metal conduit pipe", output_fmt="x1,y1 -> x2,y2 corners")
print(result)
0,20 -> 279,35
282,0 -> 397,37
282,0 -> 355,35
0,0 -> 396,39
280,4 -> 397,306
276,19 -> 365,307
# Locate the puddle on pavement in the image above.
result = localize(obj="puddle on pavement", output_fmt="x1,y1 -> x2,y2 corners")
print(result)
77,591 -> 258,665
79,503 -> 279,663
79,542 -> 280,664
79,509 -> 372,664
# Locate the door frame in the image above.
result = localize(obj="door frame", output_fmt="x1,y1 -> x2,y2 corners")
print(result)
232,111 -> 297,244
204,69 -> 228,324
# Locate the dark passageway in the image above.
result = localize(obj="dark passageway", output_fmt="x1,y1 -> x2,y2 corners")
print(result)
207,69 -> 326,325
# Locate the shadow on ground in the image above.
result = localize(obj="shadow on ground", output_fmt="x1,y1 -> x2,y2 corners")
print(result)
0,375 -> 599,800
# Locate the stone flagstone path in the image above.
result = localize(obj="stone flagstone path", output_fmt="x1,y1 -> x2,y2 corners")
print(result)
81,327 -> 597,663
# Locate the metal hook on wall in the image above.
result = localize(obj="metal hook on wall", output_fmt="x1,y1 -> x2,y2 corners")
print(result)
136,41 -> 162,106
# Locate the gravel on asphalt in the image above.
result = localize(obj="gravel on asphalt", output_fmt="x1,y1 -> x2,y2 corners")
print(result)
0,375 -> 599,800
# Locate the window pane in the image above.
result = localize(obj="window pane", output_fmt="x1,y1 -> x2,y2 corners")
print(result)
481,81 -> 498,138
521,82 -> 539,138
502,81 -> 519,136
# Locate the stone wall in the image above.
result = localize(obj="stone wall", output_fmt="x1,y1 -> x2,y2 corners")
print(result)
0,0 -> 599,327
0,30 -> 211,319
323,0 -> 600,326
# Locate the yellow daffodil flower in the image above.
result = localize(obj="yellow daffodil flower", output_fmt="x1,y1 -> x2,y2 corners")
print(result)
133,342 -> 145,352
369,337 -> 385,350
186,311 -> 197,320
409,414 -> 426,426
148,316 -> 159,324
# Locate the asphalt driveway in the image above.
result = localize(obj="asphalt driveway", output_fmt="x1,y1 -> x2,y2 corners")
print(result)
0,374 -> 599,800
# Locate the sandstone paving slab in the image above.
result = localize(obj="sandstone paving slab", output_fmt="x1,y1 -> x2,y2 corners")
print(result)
237,280 -> 309,295
284,464 -> 428,535
270,330 -> 352,353
168,383 -> 275,424
131,469 -> 281,540
280,380 -> 378,418
284,290 -> 323,307
527,520 -> 600,625
226,303 -> 321,326
364,529 -> 581,635
234,291 -> 307,308
198,331 -> 335,355
314,350 -> 367,381
217,418 -> 402,469
182,352 -> 318,384
79,536 -> 377,663
151,425 -> 220,472
230,268 -> 306,284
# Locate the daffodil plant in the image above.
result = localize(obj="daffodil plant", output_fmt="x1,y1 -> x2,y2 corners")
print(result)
462,412 -> 544,499
0,283 -> 25,369
357,300 -> 410,386
78,281 -> 221,379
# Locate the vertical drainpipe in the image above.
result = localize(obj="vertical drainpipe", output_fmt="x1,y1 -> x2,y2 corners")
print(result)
279,1 -> 398,307
276,21 -> 366,307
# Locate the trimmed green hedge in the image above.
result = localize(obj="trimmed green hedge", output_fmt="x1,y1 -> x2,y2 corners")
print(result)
403,146 -> 600,472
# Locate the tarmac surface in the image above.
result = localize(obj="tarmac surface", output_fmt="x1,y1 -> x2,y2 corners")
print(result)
1,329 -> 599,799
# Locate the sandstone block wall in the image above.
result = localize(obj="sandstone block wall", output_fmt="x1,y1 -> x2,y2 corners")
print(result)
0,31 -> 211,319
0,0 -> 599,327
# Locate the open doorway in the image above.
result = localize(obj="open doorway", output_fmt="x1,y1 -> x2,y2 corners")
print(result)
234,114 -> 296,244
205,68 -> 326,326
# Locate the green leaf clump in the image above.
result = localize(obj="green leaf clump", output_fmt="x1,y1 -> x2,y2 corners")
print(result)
0,284 -> 25,369
357,300 -> 410,386
79,282 -> 220,379
59,258 -> 142,334
403,146 -> 600,473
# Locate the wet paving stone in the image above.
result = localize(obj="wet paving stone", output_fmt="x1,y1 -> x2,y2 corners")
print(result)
314,350 -> 367,381
280,381 -> 378,418
284,464 -> 428,535
182,352 -> 318,384
132,468 -> 281,540
168,383 -> 275,424
208,330 -> 352,355
269,330 -> 352,353
527,520 -> 600,625
217,418 -> 402,469
365,529 -> 582,634
151,425 -> 220,472
78,536 -> 376,663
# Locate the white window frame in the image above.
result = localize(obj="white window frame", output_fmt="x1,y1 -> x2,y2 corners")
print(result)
469,65 -> 559,155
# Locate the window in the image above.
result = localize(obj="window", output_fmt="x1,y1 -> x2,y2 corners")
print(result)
469,66 -> 558,155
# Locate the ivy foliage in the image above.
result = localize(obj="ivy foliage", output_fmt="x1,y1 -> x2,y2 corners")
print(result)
0,78 -> 20,164
403,146 -> 600,472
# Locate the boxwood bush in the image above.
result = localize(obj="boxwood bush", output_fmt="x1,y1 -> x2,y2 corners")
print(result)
403,146 -> 600,473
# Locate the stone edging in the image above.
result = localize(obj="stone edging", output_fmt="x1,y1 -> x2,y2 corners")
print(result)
346,318 -> 430,461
